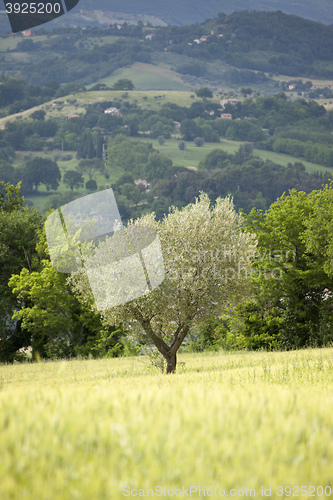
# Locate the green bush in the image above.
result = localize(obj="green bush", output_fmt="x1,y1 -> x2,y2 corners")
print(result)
185,315 -> 237,352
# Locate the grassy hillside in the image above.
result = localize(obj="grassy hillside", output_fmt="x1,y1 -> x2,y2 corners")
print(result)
88,62 -> 193,91
9,150 -> 123,212
137,138 -> 331,175
0,348 -> 333,499
0,90 -> 212,129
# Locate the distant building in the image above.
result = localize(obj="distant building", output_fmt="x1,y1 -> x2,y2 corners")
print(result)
23,30 -> 33,36
220,99 -> 240,108
173,121 -> 181,131
104,107 -> 120,115
221,113 -> 232,120
134,179 -> 151,190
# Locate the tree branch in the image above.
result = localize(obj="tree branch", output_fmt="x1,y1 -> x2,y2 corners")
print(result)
170,324 -> 190,356
130,306 -> 171,357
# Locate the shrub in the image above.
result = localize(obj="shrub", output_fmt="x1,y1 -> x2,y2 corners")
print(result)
86,179 -> 98,191
60,154 -> 73,161
194,137 -> 205,147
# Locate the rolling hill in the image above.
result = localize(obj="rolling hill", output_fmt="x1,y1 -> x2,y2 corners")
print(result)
64,0 -> 333,26
1,0 -> 332,34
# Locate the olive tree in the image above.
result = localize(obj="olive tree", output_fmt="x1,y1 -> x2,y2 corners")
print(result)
71,193 -> 257,373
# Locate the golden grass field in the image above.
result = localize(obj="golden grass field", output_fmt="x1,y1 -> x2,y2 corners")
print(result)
0,348 -> 333,499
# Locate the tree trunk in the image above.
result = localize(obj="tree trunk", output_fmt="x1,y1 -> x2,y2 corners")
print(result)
165,351 -> 177,374
135,312 -> 189,374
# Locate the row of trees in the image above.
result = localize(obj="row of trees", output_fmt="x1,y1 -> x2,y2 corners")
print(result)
0,157 -> 105,195
3,180 -> 333,371
0,181 -> 125,362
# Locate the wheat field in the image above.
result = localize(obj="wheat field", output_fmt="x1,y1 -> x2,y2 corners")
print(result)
0,349 -> 332,499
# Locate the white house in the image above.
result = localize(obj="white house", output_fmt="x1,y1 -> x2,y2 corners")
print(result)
104,107 -> 120,115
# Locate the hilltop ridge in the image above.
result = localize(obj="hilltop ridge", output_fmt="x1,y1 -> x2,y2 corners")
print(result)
66,0 -> 333,26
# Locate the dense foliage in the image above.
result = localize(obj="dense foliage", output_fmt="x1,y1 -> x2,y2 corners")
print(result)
0,182 -> 42,362
0,182 -> 126,362
230,186 -> 333,351
151,11 -> 333,78
0,35 -> 152,88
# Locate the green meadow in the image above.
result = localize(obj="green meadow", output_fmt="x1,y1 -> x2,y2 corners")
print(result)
1,348 -> 333,499
87,62 -> 193,91
137,138 -> 330,174
10,151 -> 123,212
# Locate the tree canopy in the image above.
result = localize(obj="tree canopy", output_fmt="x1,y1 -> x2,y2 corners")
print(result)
112,79 -> 135,91
24,157 -> 61,192
71,193 -> 257,373
236,187 -> 333,350
0,182 -> 43,362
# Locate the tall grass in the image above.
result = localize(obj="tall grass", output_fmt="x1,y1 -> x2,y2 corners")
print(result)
0,349 -> 332,499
